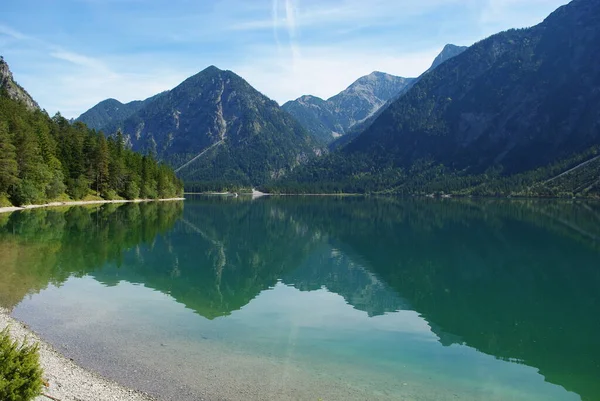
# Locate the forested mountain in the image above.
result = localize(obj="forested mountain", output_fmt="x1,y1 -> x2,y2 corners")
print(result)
78,66 -> 321,189
269,0 -> 600,197
0,58 -> 182,207
282,72 -> 414,144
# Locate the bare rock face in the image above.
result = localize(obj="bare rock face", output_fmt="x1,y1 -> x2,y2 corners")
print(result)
0,57 -> 39,111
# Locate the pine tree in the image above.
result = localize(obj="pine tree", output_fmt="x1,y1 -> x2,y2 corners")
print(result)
108,135 -> 125,195
141,155 -> 158,199
12,122 -> 50,205
95,134 -> 110,196
0,121 -> 19,195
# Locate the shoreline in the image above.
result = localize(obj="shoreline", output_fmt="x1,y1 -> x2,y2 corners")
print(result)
184,191 -> 600,200
184,192 -> 361,197
0,307 -> 155,401
0,198 -> 185,215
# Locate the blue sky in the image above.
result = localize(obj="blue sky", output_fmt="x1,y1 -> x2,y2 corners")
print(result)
1,0 -> 570,118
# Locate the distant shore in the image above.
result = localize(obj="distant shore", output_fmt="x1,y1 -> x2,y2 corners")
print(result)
184,192 -> 363,197
0,307 -> 155,401
0,198 -> 185,215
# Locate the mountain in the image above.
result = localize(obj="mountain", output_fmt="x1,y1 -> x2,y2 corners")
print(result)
0,57 -> 39,111
78,66 -> 320,188
272,0 -> 600,197
282,72 -> 415,144
327,72 -> 414,129
348,0 -> 600,173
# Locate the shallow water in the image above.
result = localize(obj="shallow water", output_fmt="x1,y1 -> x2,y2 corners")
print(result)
1,197 -> 599,400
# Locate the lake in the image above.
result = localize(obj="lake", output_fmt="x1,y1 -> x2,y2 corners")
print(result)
1,197 -> 599,401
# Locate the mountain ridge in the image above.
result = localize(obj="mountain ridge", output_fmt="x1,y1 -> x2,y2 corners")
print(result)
328,44 -> 468,150
282,71 -> 415,144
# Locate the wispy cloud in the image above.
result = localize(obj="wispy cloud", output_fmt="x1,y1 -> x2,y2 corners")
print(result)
0,24 -> 30,41
50,50 -> 108,71
271,0 -> 281,49
232,0 -> 466,32
0,22 -> 188,117
284,0 -> 297,38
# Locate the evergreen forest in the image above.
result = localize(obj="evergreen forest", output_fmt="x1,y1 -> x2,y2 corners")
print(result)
0,92 -> 183,207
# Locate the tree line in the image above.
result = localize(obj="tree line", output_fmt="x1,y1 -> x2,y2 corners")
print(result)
262,146 -> 600,198
0,92 -> 183,207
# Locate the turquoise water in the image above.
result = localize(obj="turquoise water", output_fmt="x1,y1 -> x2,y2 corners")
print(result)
1,197 -> 599,400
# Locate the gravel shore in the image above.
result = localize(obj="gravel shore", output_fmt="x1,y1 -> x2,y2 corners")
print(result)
0,198 -> 185,214
0,307 -> 155,401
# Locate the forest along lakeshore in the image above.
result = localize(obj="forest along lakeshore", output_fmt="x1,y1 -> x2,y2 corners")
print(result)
0,197 -> 599,401
0,64 -> 183,209
1,0 -> 600,401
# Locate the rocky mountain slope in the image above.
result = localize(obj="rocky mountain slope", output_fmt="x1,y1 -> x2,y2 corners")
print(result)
79,66 -> 320,187
0,57 -> 39,111
282,72 -> 414,144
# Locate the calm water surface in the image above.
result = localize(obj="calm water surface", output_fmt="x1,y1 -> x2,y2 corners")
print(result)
1,197 -> 599,400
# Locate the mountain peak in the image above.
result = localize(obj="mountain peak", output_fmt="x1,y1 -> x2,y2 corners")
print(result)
0,56 -> 39,111
427,44 -> 468,72
441,44 -> 464,52
339,71 -> 412,103
186,65 -> 244,85
201,65 -> 223,73
99,98 -> 124,106
349,71 -> 405,88
298,95 -> 325,104
366,71 -> 389,77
